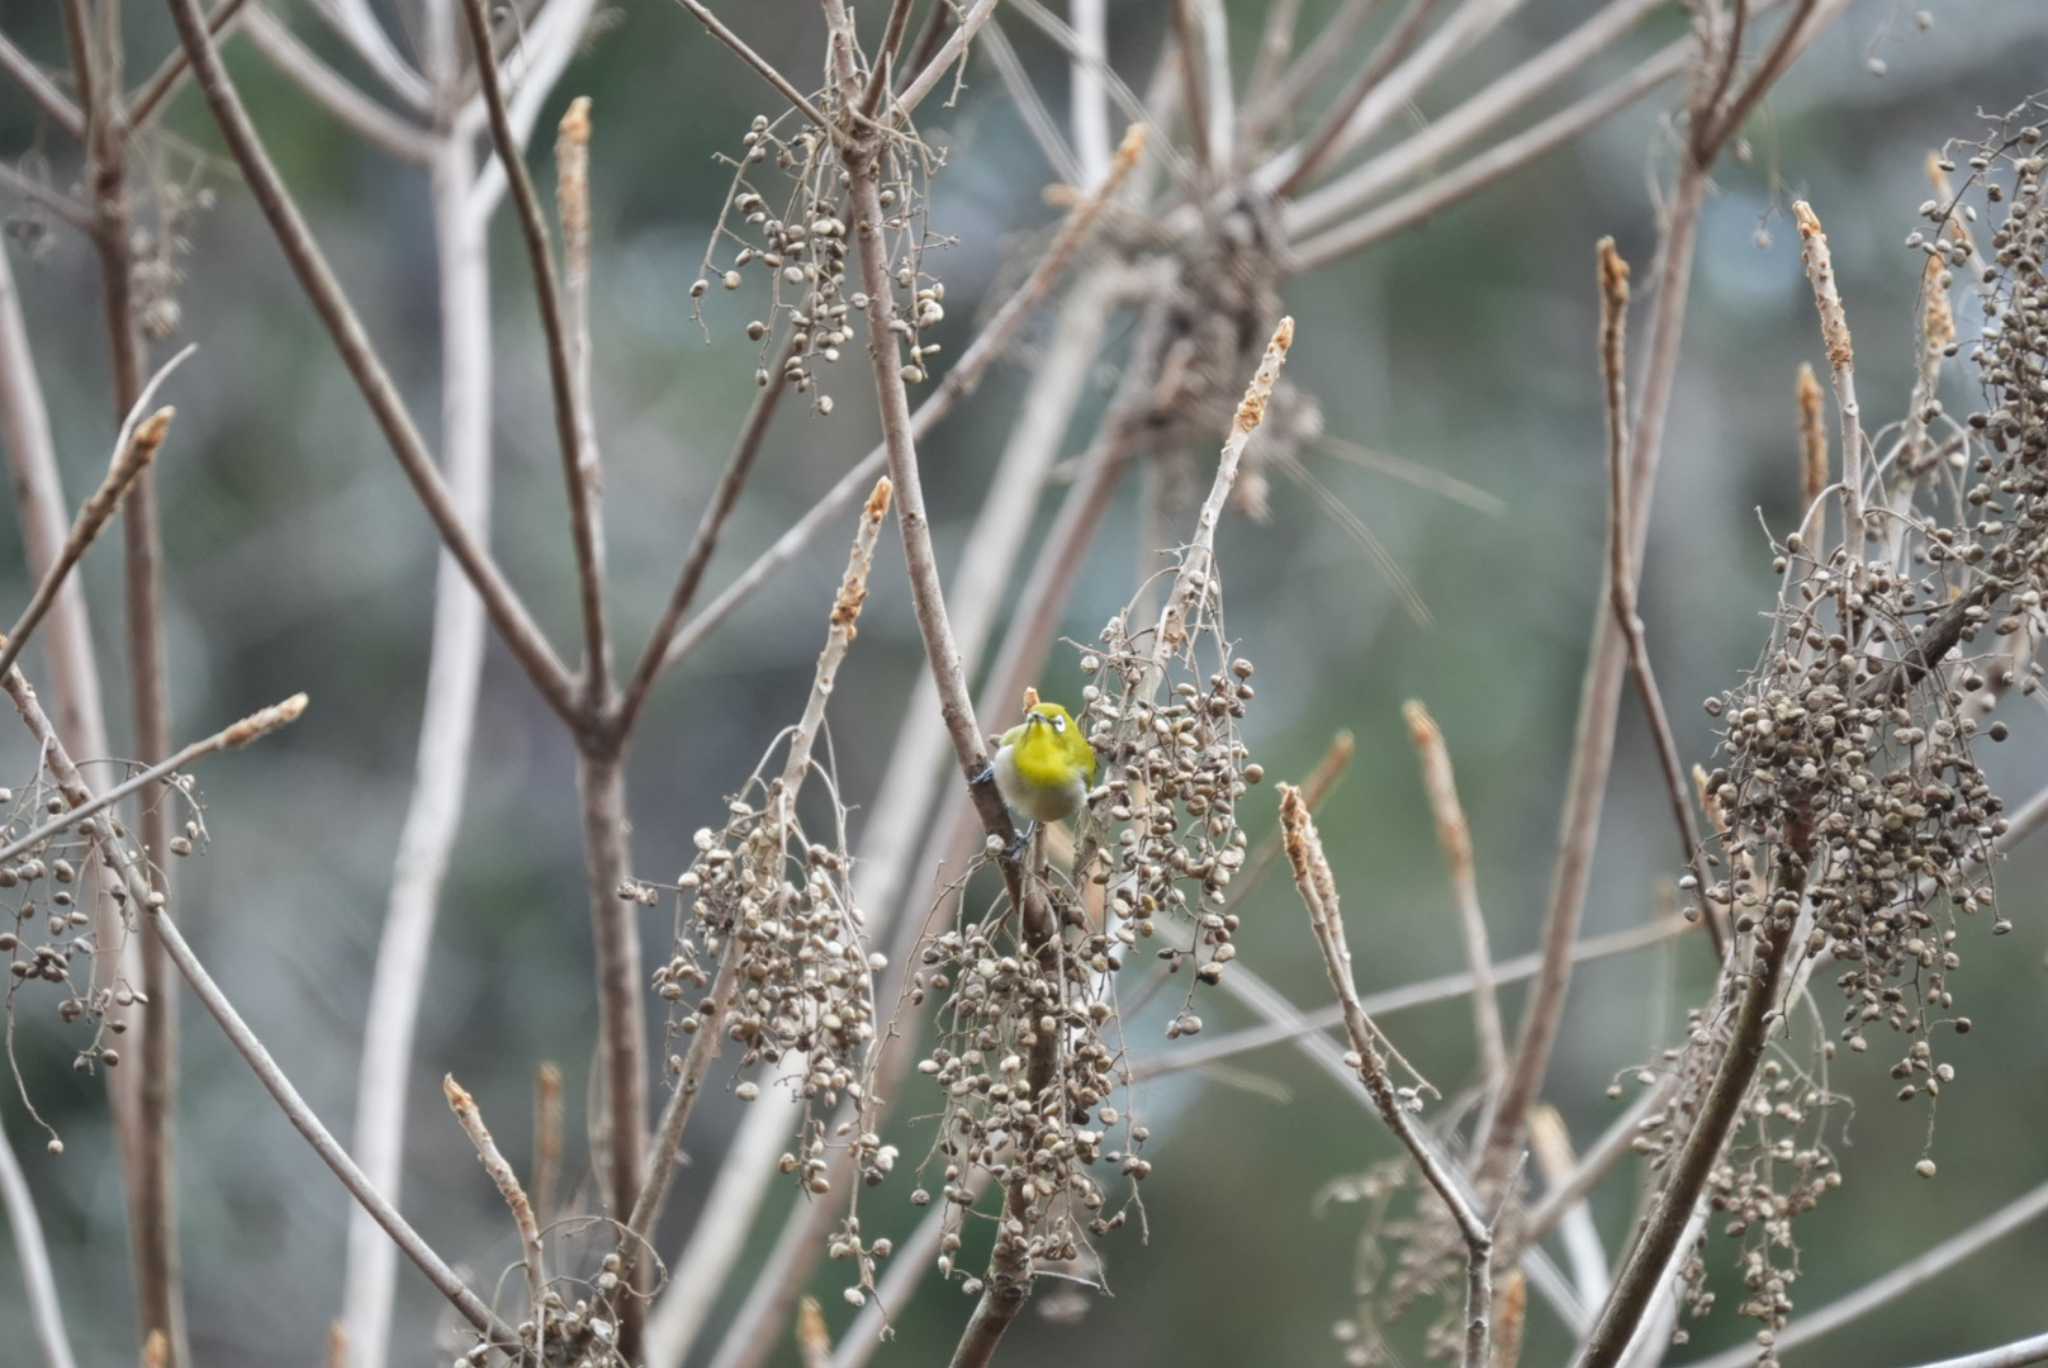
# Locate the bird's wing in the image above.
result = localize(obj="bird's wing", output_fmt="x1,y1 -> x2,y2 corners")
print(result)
998,722 -> 1027,749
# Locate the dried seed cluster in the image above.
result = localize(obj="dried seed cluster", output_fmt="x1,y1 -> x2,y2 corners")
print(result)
2,769 -> 203,1117
691,99 -> 951,415
906,574 -> 1260,1301
655,755 -> 884,1196
1077,593 -> 1262,1030
1663,106 -> 2048,1363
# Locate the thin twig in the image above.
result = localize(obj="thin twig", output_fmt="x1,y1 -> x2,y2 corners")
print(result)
0,692 -> 306,866
1282,785 -> 1494,1368
895,0 -> 1000,118
1596,237 -> 1720,957
0,405 -> 174,685
625,477 -> 892,1268
611,343 -> 794,742
444,1076 -> 546,1361
1797,360 -> 1828,518
1687,1179 -> 2048,1368
0,32 -> 85,137
461,0 -> 611,704
306,0 -> 434,111
1472,149 -> 1709,1204
1138,919 -> 1693,1085
0,1106 -> 80,1368
1169,0 -> 1213,178
1401,700 -> 1508,1086
672,0 -> 833,131
0,665 -> 515,1347
163,0 -> 584,727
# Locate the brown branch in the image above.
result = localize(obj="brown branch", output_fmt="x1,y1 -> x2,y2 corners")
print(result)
672,0 -> 833,131
1596,237 -> 1721,958
1169,0 -> 1214,177
1797,360 -> 1828,517
0,32 -> 85,137
1401,700 -> 1507,1086
1282,785 -> 1495,1368
1575,928 -> 1793,1365
611,344 -> 793,742
895,0 -> 1000,118
0,665 -> 514,1347
0,692 -> 305,866
162,0 -> 583,727
1473,158 -> 1709,1200
444,1076 -> 546,1359
461,0 -> 611,707
127,0 -> 255,131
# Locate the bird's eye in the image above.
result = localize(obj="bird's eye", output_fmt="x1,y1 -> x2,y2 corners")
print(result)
1051,714 -> 1066,732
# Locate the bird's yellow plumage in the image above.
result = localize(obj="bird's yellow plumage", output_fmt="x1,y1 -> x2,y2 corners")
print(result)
990,701 -> 1096,824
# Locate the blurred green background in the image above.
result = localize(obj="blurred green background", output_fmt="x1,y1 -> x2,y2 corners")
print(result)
2,1 -> 2046,1364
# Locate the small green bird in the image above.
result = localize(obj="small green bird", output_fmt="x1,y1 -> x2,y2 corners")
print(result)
987,701 -> 1098,834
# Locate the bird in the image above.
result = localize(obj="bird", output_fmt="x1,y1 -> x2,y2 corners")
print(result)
981,700 -> 1098,850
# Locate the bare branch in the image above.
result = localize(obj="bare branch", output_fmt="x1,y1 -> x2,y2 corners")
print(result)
1275,0 -> 1442,198
163,0 -> 583,727
532,1062 -> 563,1233
305,0 -> 434,112
1905,1333 -> 2048,1368
461,0 -> 612,706
1282,784 -> 1494,1367
0,665 -> 514,1347
444,1076 -> 546,1357
0,404 -> 174,685
672,0 -> 833,131
128,0 -> 256,131
896,0 -> 1000,119
1596,237 -> 1721,957
0,32 -> 85,136
1069,0 -> 1113,183
0,692 -> 306,867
